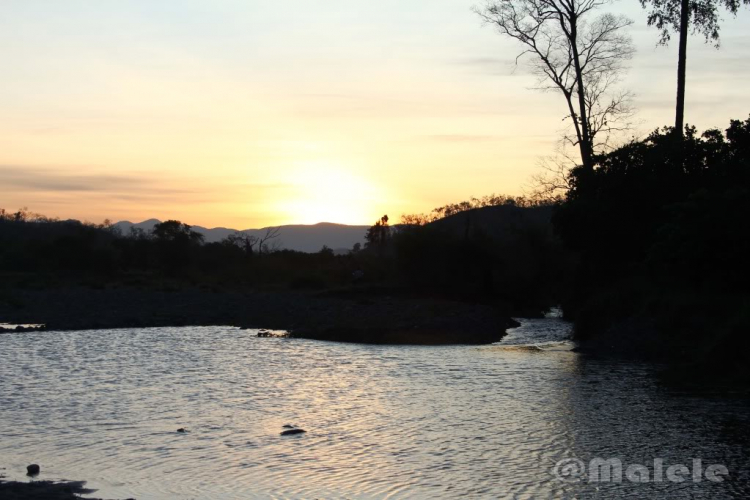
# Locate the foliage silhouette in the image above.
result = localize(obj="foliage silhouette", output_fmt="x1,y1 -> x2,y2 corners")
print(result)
554,115 -> 750,380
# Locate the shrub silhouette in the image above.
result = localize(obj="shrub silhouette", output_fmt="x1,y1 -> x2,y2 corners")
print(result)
554,115 -> 750,350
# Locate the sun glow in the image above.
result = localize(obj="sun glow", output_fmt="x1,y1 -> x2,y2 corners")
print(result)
276,161 -> 383,225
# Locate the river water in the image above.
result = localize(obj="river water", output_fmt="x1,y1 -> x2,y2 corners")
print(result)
1,316 -> 748,499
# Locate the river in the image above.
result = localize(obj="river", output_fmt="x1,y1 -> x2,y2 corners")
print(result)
1,315 -> 748,498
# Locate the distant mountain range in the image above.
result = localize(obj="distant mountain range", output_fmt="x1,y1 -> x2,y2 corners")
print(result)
112,219 -> 368,254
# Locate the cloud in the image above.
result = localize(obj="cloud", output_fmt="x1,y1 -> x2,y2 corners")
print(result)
423,134 -> 503,142
0,165 -> 297,210
416,133 -> 554,144
453,57 -> 510,67
0,165 -> 221,211
289,93 -> 442,119
0,166 -> 156,193
450,56 -> 528,75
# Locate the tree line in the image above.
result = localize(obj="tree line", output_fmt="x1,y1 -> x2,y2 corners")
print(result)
0,214 -> 364,290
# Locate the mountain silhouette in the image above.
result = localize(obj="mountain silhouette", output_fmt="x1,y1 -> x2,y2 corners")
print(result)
113,220 -> 368,253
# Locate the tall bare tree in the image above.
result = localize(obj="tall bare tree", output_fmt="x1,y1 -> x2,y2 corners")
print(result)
639,0 -> 749,136
476,0 -> 635,170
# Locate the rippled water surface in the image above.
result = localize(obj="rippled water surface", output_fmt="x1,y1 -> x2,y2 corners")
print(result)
1,318 -> 749,499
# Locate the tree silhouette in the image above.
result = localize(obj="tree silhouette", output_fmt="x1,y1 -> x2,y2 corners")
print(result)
152,220 -> 204,244
149,220 -> 204,273
639,0 -> 749,136
257,227 -> 281,256
222,232 -> 258,256
476,0 -> 634,170
365,215 -> 390,254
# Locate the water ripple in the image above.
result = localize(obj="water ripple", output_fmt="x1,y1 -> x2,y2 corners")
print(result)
1,322 -> 749,499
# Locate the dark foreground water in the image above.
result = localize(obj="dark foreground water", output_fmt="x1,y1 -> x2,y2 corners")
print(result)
1,316 -> 749,499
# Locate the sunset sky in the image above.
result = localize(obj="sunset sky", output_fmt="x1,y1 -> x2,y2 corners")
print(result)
1,0 -> 749,228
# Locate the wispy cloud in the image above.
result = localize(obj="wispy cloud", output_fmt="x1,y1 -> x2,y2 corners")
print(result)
0,166 -> 172,193
0,165 -> 295,206
0,165 -> 300,227
450,56 -> 525,75
423,134 -> 503,142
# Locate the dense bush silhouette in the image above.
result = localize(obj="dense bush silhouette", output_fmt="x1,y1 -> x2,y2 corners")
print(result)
391,200 -> 570,313
554,116 -> 750,369
0,214 -> 118,274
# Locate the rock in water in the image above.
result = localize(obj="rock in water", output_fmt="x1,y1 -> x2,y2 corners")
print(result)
282,424 -> 295,429
177,428 -> 187,433
280,428 -> 306,436
26,464 -> 40,476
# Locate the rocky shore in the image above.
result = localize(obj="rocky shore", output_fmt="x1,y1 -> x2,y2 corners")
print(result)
0,286 -> 515,345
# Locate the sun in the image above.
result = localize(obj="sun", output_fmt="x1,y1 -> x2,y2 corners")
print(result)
276,161 -> 382,225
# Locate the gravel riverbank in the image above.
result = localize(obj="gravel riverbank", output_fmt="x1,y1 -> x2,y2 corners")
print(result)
0,286 -> 515,344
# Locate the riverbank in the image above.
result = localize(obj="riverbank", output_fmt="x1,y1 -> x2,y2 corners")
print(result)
0,285 -> 517,344
568,288 -> 750,387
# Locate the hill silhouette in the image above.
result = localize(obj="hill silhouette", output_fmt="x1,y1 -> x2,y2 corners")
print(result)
113,220 -> 368,253
428,203 -> 555,240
